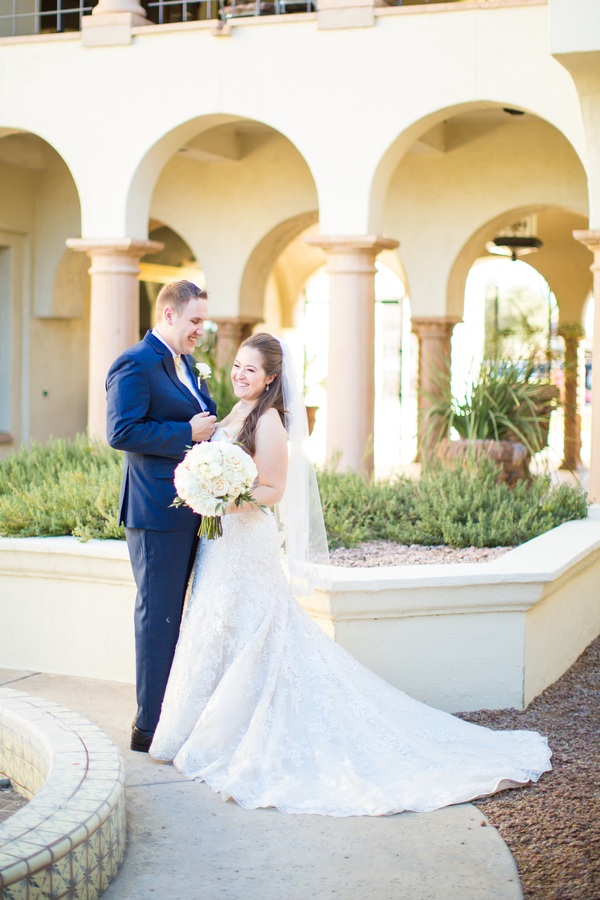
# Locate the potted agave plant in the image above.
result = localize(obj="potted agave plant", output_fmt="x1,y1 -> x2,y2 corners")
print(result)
424,354 -> 559,485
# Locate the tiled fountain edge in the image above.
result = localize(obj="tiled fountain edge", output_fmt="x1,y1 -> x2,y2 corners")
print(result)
0,687 -> 126,898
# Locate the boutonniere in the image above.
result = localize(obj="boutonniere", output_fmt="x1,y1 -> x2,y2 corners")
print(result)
195,362 -> 212,389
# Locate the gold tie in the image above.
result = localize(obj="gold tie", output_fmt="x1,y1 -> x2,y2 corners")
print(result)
174,355 -> 187,386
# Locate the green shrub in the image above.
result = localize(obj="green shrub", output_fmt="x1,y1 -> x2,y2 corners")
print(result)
317,468 -> 418,549
0,435 -> 124,541
0,437 -> 589,549
317,459 -> 588,549
409,461 -> 588,547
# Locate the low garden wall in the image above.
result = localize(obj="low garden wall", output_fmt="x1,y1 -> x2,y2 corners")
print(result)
1,506 -> 599,713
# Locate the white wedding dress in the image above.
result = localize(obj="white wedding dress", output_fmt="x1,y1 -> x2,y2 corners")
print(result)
150,433 -> 552,817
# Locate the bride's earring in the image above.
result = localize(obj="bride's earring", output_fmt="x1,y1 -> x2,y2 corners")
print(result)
265,384 -> 270,393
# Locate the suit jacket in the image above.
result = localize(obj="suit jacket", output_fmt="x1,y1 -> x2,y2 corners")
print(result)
106,331 -> 217,532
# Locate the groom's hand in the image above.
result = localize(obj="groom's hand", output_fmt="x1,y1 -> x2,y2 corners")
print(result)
190,412 -> 217,442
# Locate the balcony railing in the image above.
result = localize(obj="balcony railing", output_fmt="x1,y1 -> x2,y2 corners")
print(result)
0,0 -> 94,36
0,0 -> 475,39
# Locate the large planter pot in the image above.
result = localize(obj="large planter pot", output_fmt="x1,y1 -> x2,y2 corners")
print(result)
436,438 -> 531,485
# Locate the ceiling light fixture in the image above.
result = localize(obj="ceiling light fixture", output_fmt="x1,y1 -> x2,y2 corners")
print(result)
488,235 -> 543,261
486,216 -> 543,261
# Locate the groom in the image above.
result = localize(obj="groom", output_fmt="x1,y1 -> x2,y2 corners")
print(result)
106,280 -> 217,752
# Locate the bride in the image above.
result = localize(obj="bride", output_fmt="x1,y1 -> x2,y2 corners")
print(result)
150,333 -> 552,816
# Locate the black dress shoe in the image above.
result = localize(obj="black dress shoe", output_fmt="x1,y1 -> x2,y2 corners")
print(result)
131,725 -> 154,753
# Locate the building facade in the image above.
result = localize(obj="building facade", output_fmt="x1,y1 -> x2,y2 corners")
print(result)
1,0 -> 599,496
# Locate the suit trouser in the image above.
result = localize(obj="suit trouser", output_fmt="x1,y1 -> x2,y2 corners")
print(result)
126,527 -> 200,732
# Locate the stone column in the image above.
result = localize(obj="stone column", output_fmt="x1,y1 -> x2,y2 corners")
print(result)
305,234 -> 399,475
67,237 -> 163,442
212,317 -> 262,371
558,323 -> 584,471
574,229 -> 600,502
411,317 -> 460,462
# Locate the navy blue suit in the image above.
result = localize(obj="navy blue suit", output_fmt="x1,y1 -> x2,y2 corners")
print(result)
106,331 -> 217,731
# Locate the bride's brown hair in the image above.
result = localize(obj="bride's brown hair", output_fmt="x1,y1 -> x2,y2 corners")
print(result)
235,333 -> 286,457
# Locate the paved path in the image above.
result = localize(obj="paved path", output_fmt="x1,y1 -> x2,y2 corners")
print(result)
0,668 -> 523,899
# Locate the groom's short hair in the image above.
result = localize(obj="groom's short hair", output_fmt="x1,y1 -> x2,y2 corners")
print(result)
155,281 -> 208,319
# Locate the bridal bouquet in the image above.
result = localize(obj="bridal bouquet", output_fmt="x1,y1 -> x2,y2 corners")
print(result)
173,441 -> 258,540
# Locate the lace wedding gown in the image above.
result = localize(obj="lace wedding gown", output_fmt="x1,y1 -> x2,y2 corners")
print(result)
150,435 -> 552,817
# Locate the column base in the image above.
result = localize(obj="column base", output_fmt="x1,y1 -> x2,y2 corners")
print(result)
82,12 -> 150,48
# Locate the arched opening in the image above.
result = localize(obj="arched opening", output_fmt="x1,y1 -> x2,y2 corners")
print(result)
373,102 -> 590,468
0,129 -> 83,453
140,223 -> 204,338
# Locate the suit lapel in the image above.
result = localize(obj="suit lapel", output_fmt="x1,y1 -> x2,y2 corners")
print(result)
160,353 -> 196,404
182,354 -> 217,415
152,341 -> 201,409
145,334 -> 214,413
182,354 -> 216,414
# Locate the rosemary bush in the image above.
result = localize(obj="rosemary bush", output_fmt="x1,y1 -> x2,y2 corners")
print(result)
0,435 -> 124,541
408,461 -> 588,548
0,437 -> 589,548
318,460 -> 588,549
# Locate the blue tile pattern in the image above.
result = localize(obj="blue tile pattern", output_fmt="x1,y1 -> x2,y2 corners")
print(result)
0,688 -> 126,898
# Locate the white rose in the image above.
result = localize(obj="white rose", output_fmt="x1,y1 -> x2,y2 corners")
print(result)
199,497 -> 219,516
207,462 -> 223,479
196,362 -> 212,380
228,481 -> 243,498
225,454 -> 242,472
212,477 -> 228,497
174,467 -> 191,498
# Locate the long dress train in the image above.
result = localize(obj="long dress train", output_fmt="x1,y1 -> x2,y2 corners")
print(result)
150,459 -> 551,817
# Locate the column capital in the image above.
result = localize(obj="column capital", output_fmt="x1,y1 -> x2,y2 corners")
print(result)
67,238 -> 163,259
558,321 -> 586,341
412,316 -> 461,340
212,317 -> 263,370
305,234 -> 399,255
573,229 -> 600,263
212,316 -> 263,333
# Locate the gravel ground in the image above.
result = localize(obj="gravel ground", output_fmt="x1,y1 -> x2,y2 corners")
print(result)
330,541 -> 512,566
332,542 -> 599,899
459,636 -> 600,900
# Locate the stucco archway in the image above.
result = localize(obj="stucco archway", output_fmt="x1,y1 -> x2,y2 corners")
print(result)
0,129 -> 85,452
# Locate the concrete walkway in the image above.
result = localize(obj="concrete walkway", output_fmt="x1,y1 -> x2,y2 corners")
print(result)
0,669 -> 523,900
